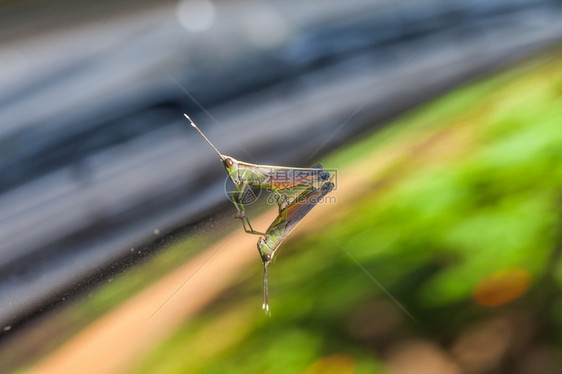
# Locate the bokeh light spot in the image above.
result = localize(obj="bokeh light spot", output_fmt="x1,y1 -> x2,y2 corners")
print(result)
176,0 -> 216,32
304,354 -> 355,374
385,340 -> 461,374
473,268 -> 532,307
451,318 -> 512,373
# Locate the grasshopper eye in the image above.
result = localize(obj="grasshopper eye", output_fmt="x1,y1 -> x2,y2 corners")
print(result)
225,158 -> 234,167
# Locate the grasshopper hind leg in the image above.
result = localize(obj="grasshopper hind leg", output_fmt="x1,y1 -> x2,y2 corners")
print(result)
242,216 -> 266,236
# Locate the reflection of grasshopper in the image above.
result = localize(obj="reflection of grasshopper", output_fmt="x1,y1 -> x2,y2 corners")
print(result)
186,114 -> 332,234
258,182 -> 334,311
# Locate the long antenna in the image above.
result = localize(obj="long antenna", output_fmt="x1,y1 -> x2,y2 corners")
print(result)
184,114 -> 223,158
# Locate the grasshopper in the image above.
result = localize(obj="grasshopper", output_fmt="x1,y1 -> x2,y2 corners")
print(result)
258,181 -> 334,312
185,114 -> 332,234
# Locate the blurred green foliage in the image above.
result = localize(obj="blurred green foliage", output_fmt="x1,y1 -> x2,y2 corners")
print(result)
135,52 -> 562,373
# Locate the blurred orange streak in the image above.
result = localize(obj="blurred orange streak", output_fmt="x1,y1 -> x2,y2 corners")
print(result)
473,268 -> 532,307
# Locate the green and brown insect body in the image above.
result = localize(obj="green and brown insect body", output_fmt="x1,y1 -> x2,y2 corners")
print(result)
227,160 -> 331,218
186,114 -> 332,232
257,181 -> 335,311
225,159 -> 330,196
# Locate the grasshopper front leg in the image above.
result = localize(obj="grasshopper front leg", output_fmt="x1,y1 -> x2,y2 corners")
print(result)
241,216 -> 266,236
231,182 -> 246,220
231,181 -> 265,236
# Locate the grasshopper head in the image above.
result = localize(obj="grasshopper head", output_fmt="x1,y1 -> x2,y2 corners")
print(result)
221,155 -> 240,184
257,237 -> 274,266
